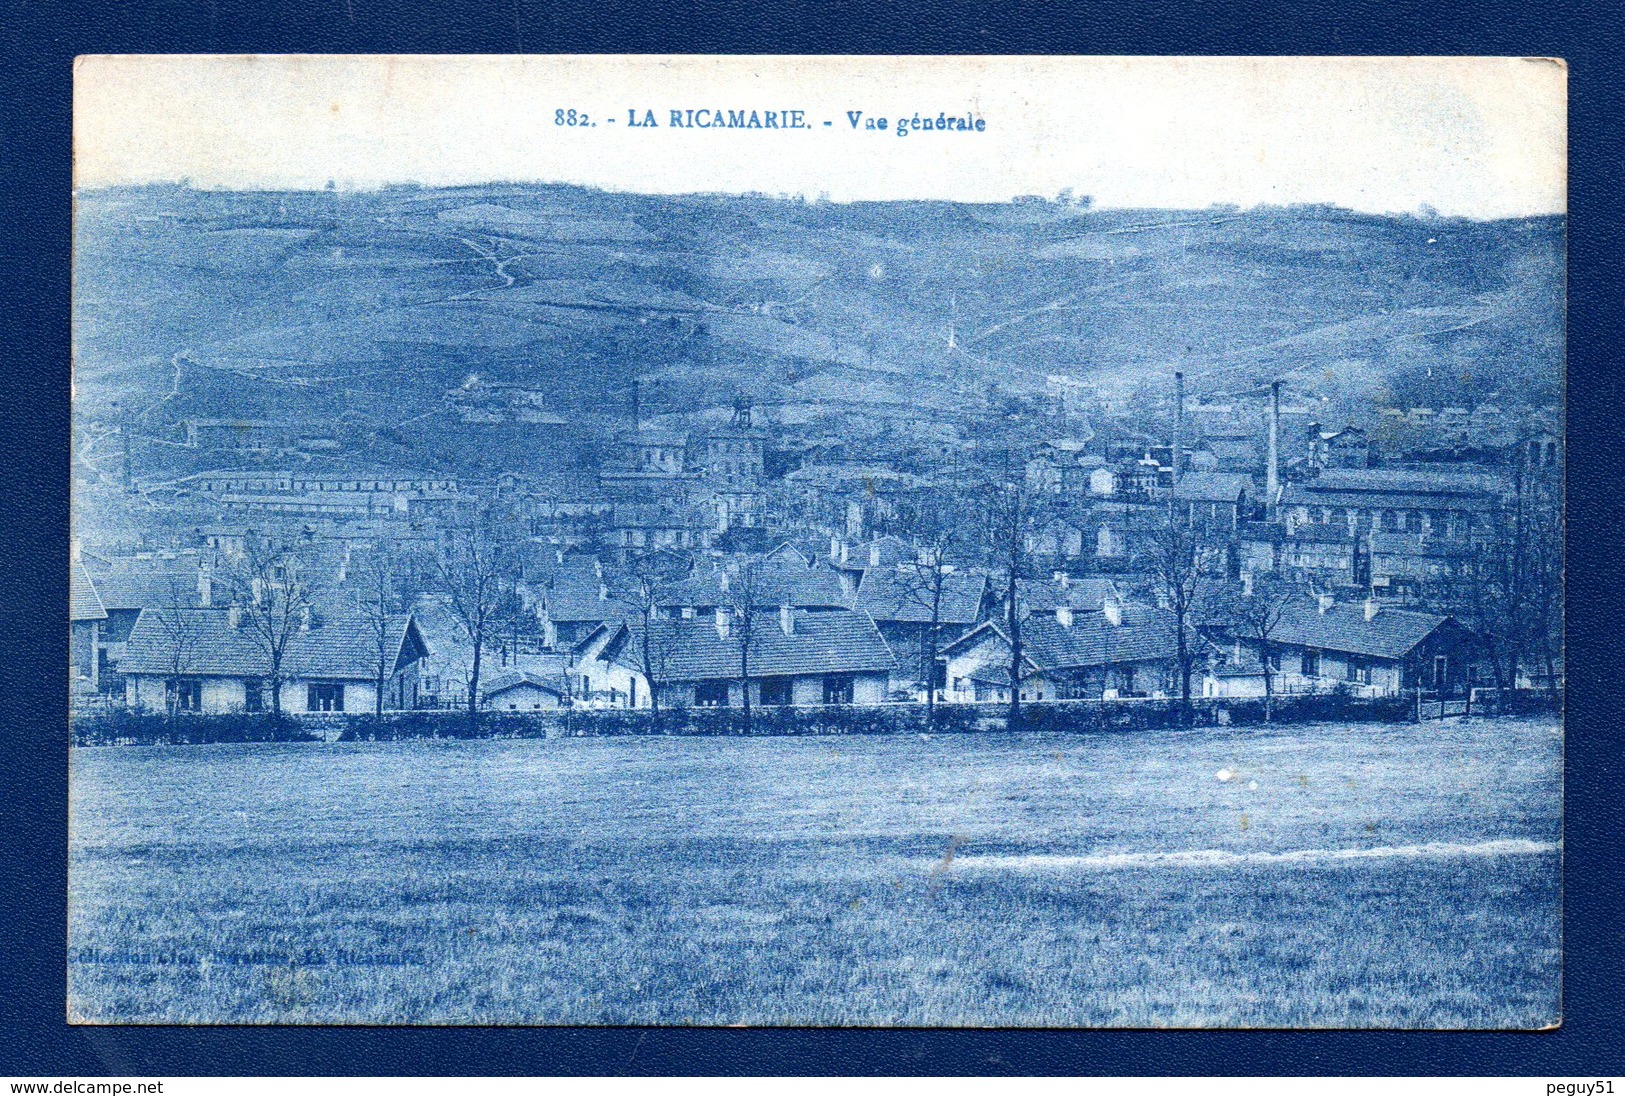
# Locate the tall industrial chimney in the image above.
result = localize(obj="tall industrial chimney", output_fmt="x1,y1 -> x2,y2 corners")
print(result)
1266,380 -> 1281,507
1172,371 -> 1185,487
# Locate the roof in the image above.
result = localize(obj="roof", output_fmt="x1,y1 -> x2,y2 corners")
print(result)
87,560 -> 207,612
602,609 -> 897,681
1171,472 -> 1254,503
540,560 -> 634,623
1016,577 -> 1121,614
1021,604 -> 1182,671
1269,598 -> 1455,660
658,558 -> 851,611
1298,468 -> 1504,497
1205,437 -> 1261,464
853,569 -> 987,624
1281,486 -> 1499,512
848,535 -> 916,568
1367,533 -> 1476,558
121,609 -> 430,680
481,669 -> 567,699
944,603 -> 1180,672
70,561 -> 106,622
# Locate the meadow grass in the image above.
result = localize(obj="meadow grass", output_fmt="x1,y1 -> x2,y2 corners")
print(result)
67,717 -> 1561,1027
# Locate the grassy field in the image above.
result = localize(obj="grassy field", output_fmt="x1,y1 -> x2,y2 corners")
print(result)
67,717 -> 1562,1027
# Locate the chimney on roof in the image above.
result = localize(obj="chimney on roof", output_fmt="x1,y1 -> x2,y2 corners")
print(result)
197,562 -> 212,607
829,535 -> 841,561
715,606 -> 731,640
227,604 -> 240,629
1318,592 -> 1334,614
299,605 -> 311,632
1364,597 -> 1380,622
599,583 -> 609,601
1054,571 -> 1069,588
1056,605 -> 1074,628
1103,594 -> 1122,627
593,559 -> 603,579
1241,570 -> 1254,597
779,604 -> 795,636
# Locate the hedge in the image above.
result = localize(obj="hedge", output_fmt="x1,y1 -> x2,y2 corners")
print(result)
71,692 -> 1469,747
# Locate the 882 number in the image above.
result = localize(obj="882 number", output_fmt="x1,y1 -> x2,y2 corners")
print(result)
555,109 -> 592,126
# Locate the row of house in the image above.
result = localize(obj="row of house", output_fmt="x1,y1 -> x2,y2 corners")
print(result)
79,537 -> 1476,716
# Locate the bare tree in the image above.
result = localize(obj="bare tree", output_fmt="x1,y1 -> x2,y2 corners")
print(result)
892,507 -> 963,726
1217,574 -> 1298,722
720,562 -> 765,732
437,504 -> 524,726
979,464 -> 1037,728
1472,462 -> 1563,707
617,553 -> 690,717
152,572 -> 207,722
356,542 -> 405,720
1136,506 -> 1223,725
218,539 -> 317,720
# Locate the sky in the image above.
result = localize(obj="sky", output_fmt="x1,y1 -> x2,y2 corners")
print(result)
73,55 -> 1566,218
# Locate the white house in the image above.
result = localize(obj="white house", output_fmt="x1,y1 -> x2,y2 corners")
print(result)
480,669 -> 569,710
573,606 -> 897,709
941,595 -> 1180,703
120,607 -> 431,714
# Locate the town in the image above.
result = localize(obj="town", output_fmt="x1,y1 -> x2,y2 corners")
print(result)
70,361 -> 1562,735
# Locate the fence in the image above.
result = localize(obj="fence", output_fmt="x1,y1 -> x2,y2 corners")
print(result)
73,692 -> 1431,746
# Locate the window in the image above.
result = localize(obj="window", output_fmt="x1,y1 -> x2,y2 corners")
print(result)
308,682 -> 345,712
168,678 -> 202,712
760,677 -> 792,706
695,681 -> 729,707
1116,666 -> 1138,696
1302,649 -> 1321,677
823,675 -> 855,705
243,678 -> 264,712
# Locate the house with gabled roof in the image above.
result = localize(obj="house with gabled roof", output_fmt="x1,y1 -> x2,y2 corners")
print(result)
573,606 -> 897,709
481,668 -> 569,710
70,560 -> 107,694
120,608 -> 431,715
941,595 -> 1181,703
851,567 -> 990,698
85,554 -> 211,695
1171,472 -> 1255,532
1204,592 -> 1476,699
655,551 -> 852,617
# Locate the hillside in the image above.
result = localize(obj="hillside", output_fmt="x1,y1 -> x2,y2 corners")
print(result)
72,183 -> 1564,461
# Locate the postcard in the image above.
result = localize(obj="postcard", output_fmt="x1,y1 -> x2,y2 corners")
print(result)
68,55 -> 1564,1027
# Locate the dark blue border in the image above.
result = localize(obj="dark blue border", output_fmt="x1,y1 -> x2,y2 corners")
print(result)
4,0 -> 1620,1076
